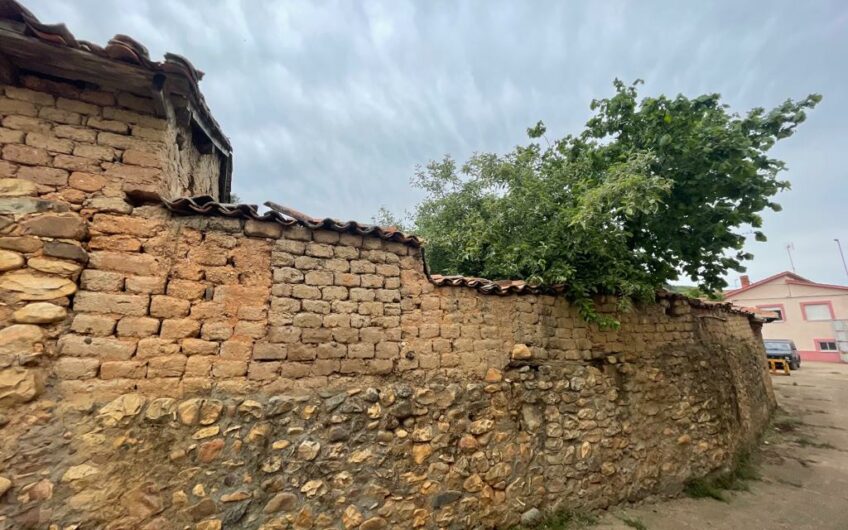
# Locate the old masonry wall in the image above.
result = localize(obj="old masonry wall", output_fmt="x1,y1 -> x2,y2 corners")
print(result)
0,77 -> 776,529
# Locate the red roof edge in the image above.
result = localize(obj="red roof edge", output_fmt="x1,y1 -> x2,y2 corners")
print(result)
784,278 -> 848,291
724,271 -> 812,298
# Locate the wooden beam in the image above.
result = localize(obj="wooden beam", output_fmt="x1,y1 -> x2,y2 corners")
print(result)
265,201 -> 320,223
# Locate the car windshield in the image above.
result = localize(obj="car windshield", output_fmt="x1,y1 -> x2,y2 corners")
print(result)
765,341 -> 792,352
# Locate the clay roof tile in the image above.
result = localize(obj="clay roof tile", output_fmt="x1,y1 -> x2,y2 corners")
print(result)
129,193 -> 423,248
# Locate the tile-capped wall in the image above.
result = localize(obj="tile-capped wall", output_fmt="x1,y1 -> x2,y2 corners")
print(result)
0,74 -> 776,529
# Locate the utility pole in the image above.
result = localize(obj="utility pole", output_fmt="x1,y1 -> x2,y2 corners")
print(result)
786,243 -> 796,273
836,238 -> 848,281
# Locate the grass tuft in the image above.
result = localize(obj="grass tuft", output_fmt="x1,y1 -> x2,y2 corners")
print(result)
684,478 -> 726,501
683,450 -> 758,502
772,418 -> 803,433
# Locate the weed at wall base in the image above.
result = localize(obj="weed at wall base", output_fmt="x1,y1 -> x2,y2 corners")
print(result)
683,450 -> 759,502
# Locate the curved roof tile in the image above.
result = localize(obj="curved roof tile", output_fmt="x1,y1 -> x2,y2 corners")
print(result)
143,194 -> 423,247
429,274 -> 762,319
429,274 -> 560,295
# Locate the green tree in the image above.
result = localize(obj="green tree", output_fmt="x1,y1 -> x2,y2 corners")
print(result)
405,80 -> 819,325
665,284 -> 724,301
372,206 -> 409,232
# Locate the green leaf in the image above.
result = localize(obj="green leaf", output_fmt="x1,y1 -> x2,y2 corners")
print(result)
527,121 -> 547,139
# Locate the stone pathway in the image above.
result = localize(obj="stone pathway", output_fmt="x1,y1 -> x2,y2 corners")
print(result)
595,362 -> 848,530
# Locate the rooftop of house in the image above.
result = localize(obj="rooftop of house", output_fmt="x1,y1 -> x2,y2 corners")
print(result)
725,271 -> 848,298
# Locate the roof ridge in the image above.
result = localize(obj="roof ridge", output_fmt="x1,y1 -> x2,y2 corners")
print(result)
784,278 -> 848,291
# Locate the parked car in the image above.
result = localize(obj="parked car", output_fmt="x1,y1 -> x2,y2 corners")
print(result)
764,339 -> 801,370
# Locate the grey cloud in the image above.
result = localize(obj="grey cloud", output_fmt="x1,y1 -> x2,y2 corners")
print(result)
26,0 -> 848,284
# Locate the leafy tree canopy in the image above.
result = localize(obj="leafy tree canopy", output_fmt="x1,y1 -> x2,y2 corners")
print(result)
397,80 -> 820,325
665,284 -> 724,301
372,207 -> 409,231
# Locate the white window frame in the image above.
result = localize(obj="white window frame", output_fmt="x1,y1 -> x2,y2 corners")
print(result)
801,302 -> 834,322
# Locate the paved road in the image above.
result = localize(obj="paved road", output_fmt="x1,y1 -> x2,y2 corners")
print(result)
597,362 -> 848,530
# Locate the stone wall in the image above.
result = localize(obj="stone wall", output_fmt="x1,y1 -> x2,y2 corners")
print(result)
0,77 -> 776,529
0,73 -> 228,419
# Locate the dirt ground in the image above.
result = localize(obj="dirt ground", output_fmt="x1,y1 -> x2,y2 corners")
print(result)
596,361 -> 848,530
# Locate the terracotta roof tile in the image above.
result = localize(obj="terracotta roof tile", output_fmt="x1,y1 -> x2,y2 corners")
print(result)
428,276 -> 765,320
130,193 -> 423,247
429,275 -> 561,295
737,306 -> 780,321
0,1 -> 200,78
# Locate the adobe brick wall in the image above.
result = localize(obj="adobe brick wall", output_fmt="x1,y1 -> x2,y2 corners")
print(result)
0,76 -> 776,528
0,74 -> 222,203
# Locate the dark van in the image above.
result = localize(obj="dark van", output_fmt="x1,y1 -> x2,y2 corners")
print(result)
764,339 -> 801,370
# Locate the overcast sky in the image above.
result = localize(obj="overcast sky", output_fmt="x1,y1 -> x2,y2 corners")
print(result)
27,1 -> 848,286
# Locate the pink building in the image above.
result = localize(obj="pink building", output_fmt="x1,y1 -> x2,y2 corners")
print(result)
725,272 -> 848,363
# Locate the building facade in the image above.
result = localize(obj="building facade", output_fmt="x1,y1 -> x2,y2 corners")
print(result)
725,272 -> 848,363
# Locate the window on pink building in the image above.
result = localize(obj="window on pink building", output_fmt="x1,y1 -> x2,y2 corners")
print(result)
801,302 -> 835,321
815,339 -> 838,352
